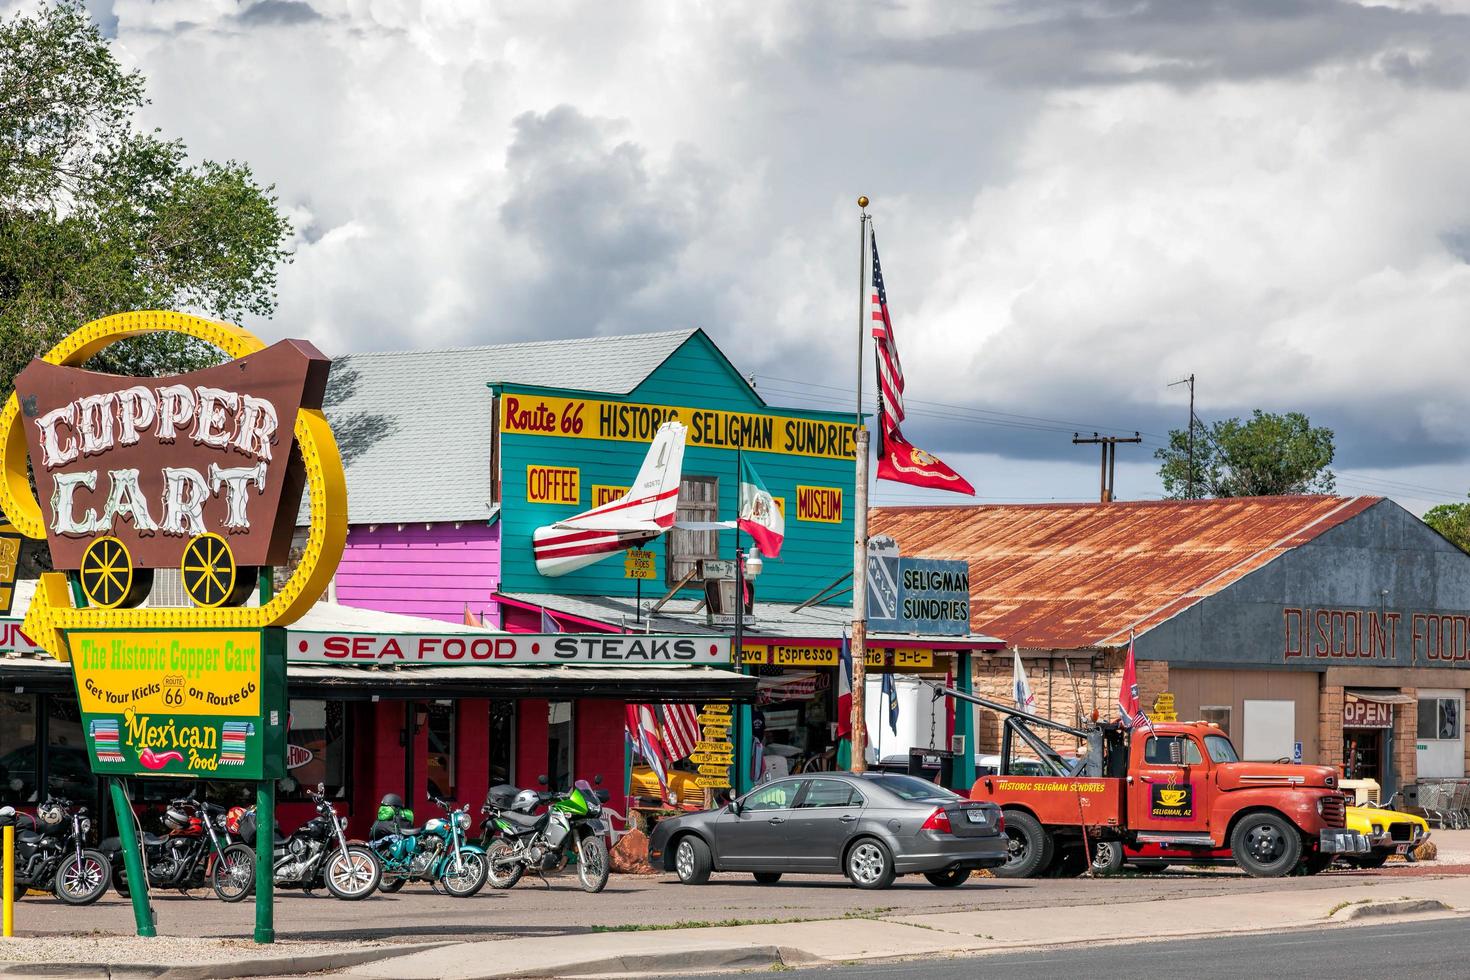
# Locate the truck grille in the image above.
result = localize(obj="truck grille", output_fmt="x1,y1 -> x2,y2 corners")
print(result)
1319,795 -> 1345,827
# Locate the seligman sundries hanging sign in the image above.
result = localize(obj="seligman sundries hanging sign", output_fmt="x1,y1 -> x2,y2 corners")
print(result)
0,311 -> 347,780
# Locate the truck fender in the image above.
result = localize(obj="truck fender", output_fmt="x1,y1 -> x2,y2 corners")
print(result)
1221,805 -> 1310,851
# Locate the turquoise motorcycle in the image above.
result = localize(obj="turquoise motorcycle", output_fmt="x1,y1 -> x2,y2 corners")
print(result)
368,796 -> 488,897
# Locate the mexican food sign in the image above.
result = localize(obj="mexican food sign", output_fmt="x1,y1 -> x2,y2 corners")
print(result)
70,629 -> 286,778
0,311 -> 347,780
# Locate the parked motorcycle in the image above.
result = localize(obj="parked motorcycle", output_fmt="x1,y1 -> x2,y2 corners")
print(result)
481,778 -> 611,893
0,797 -> 110,905
370,794 -> 487,897
101,795 -> 237,901
215,783 -> 381,902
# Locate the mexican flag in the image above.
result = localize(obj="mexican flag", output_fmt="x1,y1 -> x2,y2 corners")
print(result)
738,455 -> 784,558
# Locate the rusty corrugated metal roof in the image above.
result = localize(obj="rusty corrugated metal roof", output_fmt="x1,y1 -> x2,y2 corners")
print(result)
869,495 -> 1382,651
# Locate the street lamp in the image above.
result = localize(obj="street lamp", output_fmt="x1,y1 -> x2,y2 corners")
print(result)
734,546 -> 762,659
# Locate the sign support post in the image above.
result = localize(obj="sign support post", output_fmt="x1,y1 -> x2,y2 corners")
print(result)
108,778 -> 155,937
254,776 -> 274,944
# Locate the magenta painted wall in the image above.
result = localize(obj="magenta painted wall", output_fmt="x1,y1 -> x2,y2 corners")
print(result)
334,521 -> 502,626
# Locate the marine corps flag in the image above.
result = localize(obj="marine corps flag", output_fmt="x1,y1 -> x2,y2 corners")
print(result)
870,230 -> 976,495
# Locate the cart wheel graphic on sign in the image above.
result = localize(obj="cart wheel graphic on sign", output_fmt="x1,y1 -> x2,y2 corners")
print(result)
78,537 -> 152,609
182,533 -> 254,608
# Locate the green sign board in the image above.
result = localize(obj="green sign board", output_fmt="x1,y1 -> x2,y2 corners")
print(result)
65,627 -> 287,780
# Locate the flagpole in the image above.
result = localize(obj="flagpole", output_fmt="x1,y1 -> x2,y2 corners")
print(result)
850,196 -> 871,773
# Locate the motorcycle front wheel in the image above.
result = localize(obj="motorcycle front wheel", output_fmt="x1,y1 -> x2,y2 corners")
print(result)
484,838 -> 524,890
440,851 -> 488,897
55,850 -> 111,905
576,835 -> 610,894
213,844 -> 255,903
325,845 -> 382,901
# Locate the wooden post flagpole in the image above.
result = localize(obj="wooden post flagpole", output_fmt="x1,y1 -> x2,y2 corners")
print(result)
850,197 -> 871,773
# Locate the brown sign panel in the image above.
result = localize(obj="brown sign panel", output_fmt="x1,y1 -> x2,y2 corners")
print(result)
13,340 -> 328,570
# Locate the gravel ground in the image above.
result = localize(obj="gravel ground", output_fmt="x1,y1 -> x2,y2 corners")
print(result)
0,933 -> 396,964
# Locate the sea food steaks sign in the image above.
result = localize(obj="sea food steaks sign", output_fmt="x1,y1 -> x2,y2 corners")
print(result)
1,312 -> 345,781
290,632 -> 732,665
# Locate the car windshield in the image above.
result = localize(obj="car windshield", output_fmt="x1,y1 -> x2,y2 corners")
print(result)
1204,735 -> 1239,763
866,774 -> 960,801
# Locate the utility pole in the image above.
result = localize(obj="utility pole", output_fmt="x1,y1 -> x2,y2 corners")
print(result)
1072,432 -> 1142,502
1168,374 -> 1196,498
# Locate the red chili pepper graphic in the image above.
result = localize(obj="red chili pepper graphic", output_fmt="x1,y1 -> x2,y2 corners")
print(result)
138,747 -> 184,770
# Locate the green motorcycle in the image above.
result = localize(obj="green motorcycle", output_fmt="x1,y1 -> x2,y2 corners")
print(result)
480,778 -> 611,893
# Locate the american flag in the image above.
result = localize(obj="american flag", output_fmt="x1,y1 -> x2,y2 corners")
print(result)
870,231 -> 905,439
867,227 -> 975,496
660,703 -> 700,761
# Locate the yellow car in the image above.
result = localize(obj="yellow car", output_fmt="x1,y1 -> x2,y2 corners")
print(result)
629,766 -> 704,806
1343,805 -> 1430,868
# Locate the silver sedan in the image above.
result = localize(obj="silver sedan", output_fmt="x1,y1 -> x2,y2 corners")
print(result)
647,772 -> 1006,889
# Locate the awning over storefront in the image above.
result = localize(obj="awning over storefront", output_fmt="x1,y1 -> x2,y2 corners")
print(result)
1346,690 -> 1417,705
288,662 -> 756,701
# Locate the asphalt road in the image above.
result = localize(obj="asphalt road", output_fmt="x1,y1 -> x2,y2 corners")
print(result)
9,864 -> 1457,944
692,916 -> 1470,980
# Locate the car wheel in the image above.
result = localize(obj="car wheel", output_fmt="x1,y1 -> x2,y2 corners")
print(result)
1230,812 -> 1302,878
923,869 -> 970,888
1089,840 -> 1126,876
845,838 -> 896,890
753,872 -> 782,885
994,810 -> 1053,879
674,836 -> 712,885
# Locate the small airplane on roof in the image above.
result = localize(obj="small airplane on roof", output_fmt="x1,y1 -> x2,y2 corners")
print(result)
532,420 -> 687,578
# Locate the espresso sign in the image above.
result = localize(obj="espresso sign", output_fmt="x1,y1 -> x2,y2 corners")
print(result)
13,340 -> 328,571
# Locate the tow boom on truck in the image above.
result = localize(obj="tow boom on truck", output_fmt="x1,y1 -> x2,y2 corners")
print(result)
926,682 -> 1369,878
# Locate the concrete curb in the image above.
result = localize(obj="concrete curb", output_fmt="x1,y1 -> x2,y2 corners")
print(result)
1332,899 -> 1451,921
482,944 -> 814,978
0,941 -> 454,980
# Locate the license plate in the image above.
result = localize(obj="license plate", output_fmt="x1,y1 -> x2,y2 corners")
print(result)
964,809 -> 986,824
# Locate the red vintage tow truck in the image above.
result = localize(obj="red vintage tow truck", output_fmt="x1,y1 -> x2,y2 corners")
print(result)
941,686 -> 1370,878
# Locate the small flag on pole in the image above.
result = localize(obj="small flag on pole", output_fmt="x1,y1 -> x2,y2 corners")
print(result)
541,608 -> 562,633
1117,632 -> 1154,734
1012,648 -> 1036,712
836,633 -> 854,738
738,456 -> 784,559
882,671 -> 899,734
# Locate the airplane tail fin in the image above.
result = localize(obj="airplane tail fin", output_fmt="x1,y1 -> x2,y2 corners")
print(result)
626,420 -> 686,524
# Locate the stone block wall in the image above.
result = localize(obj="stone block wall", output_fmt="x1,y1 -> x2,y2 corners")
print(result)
1318,685 -> 1344,773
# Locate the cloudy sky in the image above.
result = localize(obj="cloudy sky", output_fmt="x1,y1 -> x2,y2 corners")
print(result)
52,0 -> 1470,510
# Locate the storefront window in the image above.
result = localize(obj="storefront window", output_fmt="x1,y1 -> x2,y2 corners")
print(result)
0,695 -> 38,803
282,700 -> 350,800
426,702 -> 456,801
489,701 -> 515,788
547,702 -> 574,792
667,476 -> 719,584
46,696 -> 97,812
1418,698 -> 1461,740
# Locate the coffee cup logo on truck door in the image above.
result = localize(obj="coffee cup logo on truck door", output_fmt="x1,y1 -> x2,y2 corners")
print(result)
1150,782 -> 1194,819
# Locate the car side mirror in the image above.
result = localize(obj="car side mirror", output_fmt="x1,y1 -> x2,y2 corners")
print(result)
726,800 -> 741,815
1168,740 -> 1184,766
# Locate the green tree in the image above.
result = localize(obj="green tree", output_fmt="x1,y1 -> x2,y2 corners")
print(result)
1423,498 -> 1470,554
0,1 -> 292,398
1155,410 -> 1336,498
